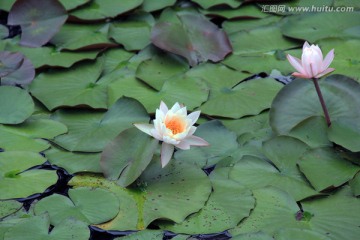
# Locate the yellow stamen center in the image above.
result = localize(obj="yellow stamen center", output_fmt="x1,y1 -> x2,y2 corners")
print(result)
165,116 -> 185,135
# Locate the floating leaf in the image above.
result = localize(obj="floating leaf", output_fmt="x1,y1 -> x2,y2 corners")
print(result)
0,86 -> 34,124
191,0 -> 242,9
298,148 -> 360,191
350,172 -> 360,197
0,151 -> 58,200
202,4 -> 268,20
109,21 -> 151,51
270,75 -> 360,151
7,0 -> 68,47
45,147 -> 101,174
175,121 -> 238,168
0,200 -> 22,219
34,187 -> 120,225
281,12 -> 360,42
0,51 -> 35,86
59,0 -> 90,10
0,119 -> 67,152
70,159 -> 212,230
4,214 -> 90,240
232,232 -> 274,240
274,229 -> 331,240
141,0 -> 176,12
70,0 -> 143,21
151,12 -> 232,66
52,97 -> 149,152
223,16 -> 282,34
0,25 -> 8,39
117,230 -> 164,240
101,128 -> 159,187
200,78 -> 283,118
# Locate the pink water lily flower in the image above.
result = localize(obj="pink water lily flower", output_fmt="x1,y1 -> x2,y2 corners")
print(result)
134,101 -> 209,168
287,41 -> 335,79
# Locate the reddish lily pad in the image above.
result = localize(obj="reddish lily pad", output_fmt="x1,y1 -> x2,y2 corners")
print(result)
7,0 -> 68,47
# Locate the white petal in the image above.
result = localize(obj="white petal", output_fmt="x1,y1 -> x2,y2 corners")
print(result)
133,124 -> 154,136
303,41 -> 310,50
286,54 -> 305,74
176,141 -> 191,150
313,45 -> 323,61
160,101 -> 168,114
161,142 -> 174,168
170,102 -> 181,112
183,135 -> 209,146
187,126 -> 197,136
163,136 -> 180,145
322,49 -> 334,71
187,111 -> 200,125
150,129 -> 163,141
155,109 -> 165,121
316,68 -> 335,78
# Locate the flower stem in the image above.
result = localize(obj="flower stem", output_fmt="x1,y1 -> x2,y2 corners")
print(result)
312,78 -> 331,127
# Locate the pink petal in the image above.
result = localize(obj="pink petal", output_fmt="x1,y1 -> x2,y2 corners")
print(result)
303,41 -> 311,50
187,111 -> 200,125
287,54 -> 305,73
313,45 -> 323,61
159,101 -> 168,114
292,72 -> 311,79
183,135 -> 209,146
316,68 -> 335,78
176,141 -> 191,150
134,123 -> 154,136
322,49 -> 334,71
161,142 -> 174,168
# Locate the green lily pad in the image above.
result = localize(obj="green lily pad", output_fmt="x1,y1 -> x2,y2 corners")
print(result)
59,0 -> 90,10
52,97 -> 149,152
222,112 -> 269,136
298,148 -> 360,192
230,187 -> 305,236
0,200 -> 22,219
281,12 -> 360,42
350,172 -> 360,197
117,230 -> 164,240
3,39 -> 99,68
69,159 -> 212,230
7,0 -> 67,47
70,0 -> 143,20
270,75 -> 360,152
45,147 -> 102,174
334,0 -> 360,9
274,229 -> 331,240
151,12 -> 232,66
141,0 -> 176,12
201,4 -> 268,20
108,74 -> 209,113
223,16 -> 282,34
175,121 -> 238,168
186,63 -> 250,99
102,48 -> 134,75
30,59 -> 107,110
0,86 -> 34,124
0,119 -> 67,152
191,0 -> 242,9
34,187 -> 120,225
160,169 -> 255,234
50,23 -> 116,51
101,128 -> 159,187
0,25 -> 8,39
200,78 -> 283,118
0,0 -> 15,11
0,151 -> 58,200
260,0 -> 333,16
232,232 -> 274,240
4,214 -> 90,240
136,50 -> 189,91
109,21 -> 151,51
301,187 -> 360,240
229,25 -> 299,55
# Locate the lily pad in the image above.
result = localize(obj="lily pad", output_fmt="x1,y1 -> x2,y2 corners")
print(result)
117,230 -> 164,240
230,187 -> 305,236
151,12 -> 232,66
50,24 -> 116,51
222,16 -> 282,34
59,0 -> 90,10
0,200 -> 22,219
191,0 -> 242,9
0,25 -> 8,39
69,159 -> 212,230
70,0 -> 143,21
270,75 -> 360,152
0,119 -> 67,152
298,148 -> 360,191
175,121 -> 238,168
350,172 -> 360,197
34,187 -> 120,226
201,4 -> 268,20
109,21 -> 151,51
101,127 -> 159,187
281,12 -> 360,42
0,51 -> 35,86
222,112 -> 269,137
108,74 -> 209,113
0,86 -> 34,124
160,169 -> 255,234
52,97 -> 149,152
136,51 -> 189,91
45,147 -> 102,174
232,232 -> 274,240
0,151 -> 58,200
141,0 -> 176,12
274,229 -> 331,240
4,214 -> 90,240
7,0 -> 68,47
200,78 -> 283,118
30,58 -> 107,110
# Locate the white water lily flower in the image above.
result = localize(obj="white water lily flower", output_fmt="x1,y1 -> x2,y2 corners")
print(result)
134,101 -> 209,168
